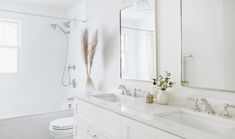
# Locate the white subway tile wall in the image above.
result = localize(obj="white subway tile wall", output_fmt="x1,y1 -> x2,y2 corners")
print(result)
0,10 -> 67,115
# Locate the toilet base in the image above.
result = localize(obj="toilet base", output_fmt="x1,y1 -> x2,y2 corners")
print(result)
49,128 -> 73,139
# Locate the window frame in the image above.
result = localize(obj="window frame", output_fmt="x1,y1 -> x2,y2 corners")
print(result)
0,18 -> 21,74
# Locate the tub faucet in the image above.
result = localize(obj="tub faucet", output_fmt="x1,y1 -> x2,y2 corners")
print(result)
200,98 -> 216,115
67,97 -> 74,108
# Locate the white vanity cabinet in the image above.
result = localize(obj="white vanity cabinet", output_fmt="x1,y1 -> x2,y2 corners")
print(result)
74,99 -> 121,139
74,98 -> 183,139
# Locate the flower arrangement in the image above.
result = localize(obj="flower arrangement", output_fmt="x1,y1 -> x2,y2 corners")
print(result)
157,71 -> 175,91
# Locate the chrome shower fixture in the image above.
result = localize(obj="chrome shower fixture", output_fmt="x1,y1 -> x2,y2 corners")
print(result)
50,22 -> 77,88
63,18 -> 77,28
63,64 -> 77,88
51,24 -> 57,29
63,20 -> 72,28
68,65 -> 76,70
50,24 -> 70,35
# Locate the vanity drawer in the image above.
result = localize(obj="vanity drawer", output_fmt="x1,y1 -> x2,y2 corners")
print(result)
75,99 -> 121,138
75,115 -> 118,139
75,117 -> 106,139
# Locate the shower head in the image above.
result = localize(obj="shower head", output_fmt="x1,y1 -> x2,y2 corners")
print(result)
51,24 -> 70,35
63,21 -> 71,28
51,24 -> 57,29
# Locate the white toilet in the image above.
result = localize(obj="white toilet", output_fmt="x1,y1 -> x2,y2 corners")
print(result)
49,117 -> 74,139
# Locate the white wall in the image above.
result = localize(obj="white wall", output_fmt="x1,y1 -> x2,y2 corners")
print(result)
222,0 -> 235,90
68,0 -> 152,94
0,1 -> 68,116
68,0 -> 235,110
0,1 -> 66,17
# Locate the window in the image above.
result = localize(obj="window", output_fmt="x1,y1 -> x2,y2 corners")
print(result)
0,19 -> 20,73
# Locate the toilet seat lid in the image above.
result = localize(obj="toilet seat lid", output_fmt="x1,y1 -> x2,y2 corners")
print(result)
50,117 -> 73,130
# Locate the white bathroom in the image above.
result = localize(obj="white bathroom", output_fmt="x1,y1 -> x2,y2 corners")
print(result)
0,0 -> 235,139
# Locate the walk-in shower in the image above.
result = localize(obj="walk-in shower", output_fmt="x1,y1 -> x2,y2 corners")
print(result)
51,21 -> 76,88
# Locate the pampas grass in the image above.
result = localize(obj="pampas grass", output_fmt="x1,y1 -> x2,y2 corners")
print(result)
88,30 -> 98,76
81,28 -> 99,77
81,29 -> 89,75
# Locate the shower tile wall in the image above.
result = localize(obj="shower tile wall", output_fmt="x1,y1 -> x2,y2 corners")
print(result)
0,2 -> 68,116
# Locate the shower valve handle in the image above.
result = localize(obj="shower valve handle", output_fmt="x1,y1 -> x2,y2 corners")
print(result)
68,65 -> 75,70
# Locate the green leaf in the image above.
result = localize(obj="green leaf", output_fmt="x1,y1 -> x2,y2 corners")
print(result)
156,71 -> 175,90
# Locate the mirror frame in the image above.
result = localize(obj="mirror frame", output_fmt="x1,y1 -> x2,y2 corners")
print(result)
119,1 -> 158,82
180,0 -> 235,93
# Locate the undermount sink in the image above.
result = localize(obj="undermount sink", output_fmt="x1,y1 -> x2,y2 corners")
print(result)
92,93 -> 132,103
92,93 -> 120,102
157,110 -> 235,135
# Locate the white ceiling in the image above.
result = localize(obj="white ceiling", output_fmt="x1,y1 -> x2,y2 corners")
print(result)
5,0 -> 83,10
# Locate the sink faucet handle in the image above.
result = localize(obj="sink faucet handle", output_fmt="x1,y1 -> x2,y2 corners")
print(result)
227,104 -> 235,108
133,88 -> 141,97
220,104 -> 235,119
187,97 -> 201,112
126,89 -> 131,96
134,88 -> 141,92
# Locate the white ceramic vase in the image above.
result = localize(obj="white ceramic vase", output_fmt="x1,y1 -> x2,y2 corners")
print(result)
85,76 -> 95,94
157,90 -> 169,105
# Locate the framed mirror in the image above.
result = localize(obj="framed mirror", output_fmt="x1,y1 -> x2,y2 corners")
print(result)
181,0 -> 235,92
120,0 -> 157,81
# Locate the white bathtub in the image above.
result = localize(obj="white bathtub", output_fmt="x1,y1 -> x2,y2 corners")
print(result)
0,108 -> 73,139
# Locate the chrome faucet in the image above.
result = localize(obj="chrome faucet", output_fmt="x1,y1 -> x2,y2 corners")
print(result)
67,97 -> 74,108
118,85 -> 130,96
200,98 -> 216,115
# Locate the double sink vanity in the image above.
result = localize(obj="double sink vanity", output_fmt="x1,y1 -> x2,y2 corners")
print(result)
74,89 -> 235,139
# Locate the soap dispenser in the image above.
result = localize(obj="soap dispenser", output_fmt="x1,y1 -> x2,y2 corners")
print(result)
150,78 -> 158,99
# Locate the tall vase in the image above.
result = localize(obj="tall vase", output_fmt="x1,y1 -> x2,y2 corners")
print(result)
157,90 -> 169,105
85,76 -> 95,94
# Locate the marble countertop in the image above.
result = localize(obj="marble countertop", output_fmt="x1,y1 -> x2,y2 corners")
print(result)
74,90 -> 235,139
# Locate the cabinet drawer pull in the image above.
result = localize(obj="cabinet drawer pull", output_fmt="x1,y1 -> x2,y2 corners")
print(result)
85,129 -> 97,137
